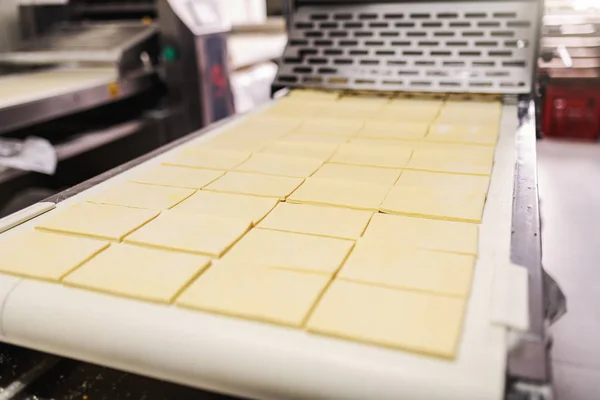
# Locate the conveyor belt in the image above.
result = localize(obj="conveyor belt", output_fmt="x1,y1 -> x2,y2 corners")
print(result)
0,92 -> 528,400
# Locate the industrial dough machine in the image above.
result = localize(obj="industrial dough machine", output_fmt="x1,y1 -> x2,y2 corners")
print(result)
0,0 -> 235,216
0,0 -> 234,135
0,1 -> 561,399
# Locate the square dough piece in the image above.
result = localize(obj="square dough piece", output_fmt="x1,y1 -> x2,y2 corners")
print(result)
363,213 -> 479,255
0,230 -> 108,281
407,148 -> 494,176
234,153 -> 323,178
176,263 -> 331,327
288,89 -> 339,100
288,178 -> 390,211
205,172 -> 304,200
381,185 -> 487,223
306,280 -> 466,359
259,202 -> 373,240
338,95 -> 388,109
223,228 -> 354,275
88,182 -> 194,210
329,144 -> 413,169
164,148 -> 250,170
358,121 -> 429,140
64,244 -> 210,303
125,211 -> 251,257
36,202 -> 159,241
312,163 -> 402,186
129,165 -> 224,189
245,114 -> 304,129
395,170 -> 490,194
376,107 -> 440,123
199,138 -> 271,152
260,142 -> 339,161
281,132 -> 349,145
173,191 -> 278,224
300,117 -> 364,135
426,124 -> 498,146
418,142 -> 496,162
338,238 -> 475,297
436,113 -> 500,127
348,137 -> 418,150
226,119 -> 301,133
214,123 -> 292,142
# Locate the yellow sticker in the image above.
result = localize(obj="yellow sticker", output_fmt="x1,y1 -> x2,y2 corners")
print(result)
108,82 -> 120,98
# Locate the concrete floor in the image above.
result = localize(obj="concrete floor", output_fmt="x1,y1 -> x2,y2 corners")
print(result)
537,140 -> 600,400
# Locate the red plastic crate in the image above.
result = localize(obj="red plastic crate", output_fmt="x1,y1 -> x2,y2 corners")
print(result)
543,83 -> 600,141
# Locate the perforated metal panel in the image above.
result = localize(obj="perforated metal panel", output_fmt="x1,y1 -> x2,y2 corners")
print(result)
275,1 -> 541,94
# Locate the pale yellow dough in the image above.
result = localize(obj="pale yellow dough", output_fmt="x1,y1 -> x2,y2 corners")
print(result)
124,211 -> 251,257
176,263 -> 331,327
347,137 -> 418,150
363,213 -> 479,256
164,148 -> 250,170
36,202 -> 159,241
306,280 -> 466,359
338,95 -> 388,109
87,182 -> 194,210
0,230 -> 108,281
376,107 -> 439,123
287,89 -> 339,100
205,172 -> 303,199
129,165 -> 224,189
199,138 -> 271,152
226,118 -> 301,133
407,148 -> 494,176
418,142 -> 496,162
234,153 -> 323,178
260,141 -> 339,161
259,202 -> 373,240
64,244 -> 210,303
245,114 -> 304,129
381,185 -> 487,223
288,178 -> 390,211
312,163 -> 402,186
329,143 -> 413,169
358,121 -> 429,140
173,191 -> 278,224
223,228 -> 354,275
338,239 -> 475,297
396,170 -> 490,194
281,132 -> 349,145
426,124 -> 498,146
214,123 -> 292,142
300,117 -> 364,135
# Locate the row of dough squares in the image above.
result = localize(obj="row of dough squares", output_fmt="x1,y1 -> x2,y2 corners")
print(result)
255,90 -> 502,146
153,146 -> 492,223
0,200 -> 474,359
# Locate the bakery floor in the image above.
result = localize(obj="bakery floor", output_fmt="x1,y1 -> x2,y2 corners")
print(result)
537,139 -> 600,400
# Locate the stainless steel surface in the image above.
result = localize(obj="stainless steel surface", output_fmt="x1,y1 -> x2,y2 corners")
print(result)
275,1 -> 540,93
0,23 -> 158,69
508,102 -> 551,387
158,0 -> 235,134
44,112 -> 237,204
0,70 -> 157,134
